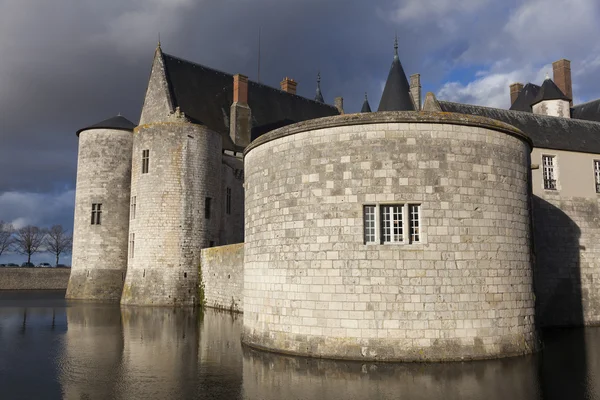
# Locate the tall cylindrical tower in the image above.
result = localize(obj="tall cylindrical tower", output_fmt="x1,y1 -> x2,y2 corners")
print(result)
121,113 -> 222,306
67,116 -> 135,301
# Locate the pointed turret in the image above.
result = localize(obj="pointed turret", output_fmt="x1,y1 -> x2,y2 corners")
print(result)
531,76 -> 572,118
378,37 -> 415,112
315,72 -> 324,103
361,92 -> 372,113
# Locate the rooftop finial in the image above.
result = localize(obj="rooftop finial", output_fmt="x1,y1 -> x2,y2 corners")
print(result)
158,32 -> 161,48
545,72 -> 550,80
317,71 -> 321,85
365,92 -> 368,100
315,71 -> 324,103
394,33 -> 398,56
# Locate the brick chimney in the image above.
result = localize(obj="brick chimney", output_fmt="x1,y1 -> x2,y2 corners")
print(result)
280,77 -> 297,95
510,82 -> 524,106
410,74 -> 422,111
230,74 -> 252,148
553,59 -> 573,106
334,97 -> 344,114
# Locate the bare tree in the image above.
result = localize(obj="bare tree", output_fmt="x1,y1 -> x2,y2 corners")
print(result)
46,225 -> 72,266
0,220 -> 14,257
14,226 -> 46,264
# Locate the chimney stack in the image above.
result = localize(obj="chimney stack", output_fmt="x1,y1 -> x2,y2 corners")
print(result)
410,74 -> 422,111
280,77 -> 297,95
334,97 -> 344,114
230,74 -> 252,148
510,82 -> 524,106
553,59 -> 573,106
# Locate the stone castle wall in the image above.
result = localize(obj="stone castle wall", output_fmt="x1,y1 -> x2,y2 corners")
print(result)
121,119 -> 222,306
242,112 -> 537,361
67,128 -> 132,301
200,244 -> 244,312
219,155 -> 245,246
0,268 -> 71,290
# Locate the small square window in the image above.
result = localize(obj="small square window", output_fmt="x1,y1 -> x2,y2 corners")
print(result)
91,203 -> 102,225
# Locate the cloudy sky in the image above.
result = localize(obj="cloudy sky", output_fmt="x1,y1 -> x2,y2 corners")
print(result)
1,0 -> 600,263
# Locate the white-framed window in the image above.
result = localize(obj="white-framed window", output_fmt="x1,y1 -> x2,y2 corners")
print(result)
409,204 -> 421,243
364,205 -> 376,244
129,233 -> 135,258
542,155 -> 557,190
594,160 -> 600,194
364,204 -> 422,245
130,196 -> 136,220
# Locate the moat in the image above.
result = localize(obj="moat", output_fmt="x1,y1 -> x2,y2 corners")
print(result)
1,291 -> 599,400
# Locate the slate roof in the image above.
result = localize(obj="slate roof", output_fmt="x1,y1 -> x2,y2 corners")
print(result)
161,53 -> 339,145
572,99 -> 600,123
76,115 -> 136,136
509,83 -> 540,112
361,93 -> 372,113
377,44 -> 415,112
438,100 -> 600,154
531,78 -> 571,106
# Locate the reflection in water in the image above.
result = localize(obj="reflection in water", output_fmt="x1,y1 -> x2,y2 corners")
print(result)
3,291 -> 600,399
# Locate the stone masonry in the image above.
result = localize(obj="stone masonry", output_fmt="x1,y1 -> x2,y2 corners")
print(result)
242,112 -> 538,361
200,243 -> 244,312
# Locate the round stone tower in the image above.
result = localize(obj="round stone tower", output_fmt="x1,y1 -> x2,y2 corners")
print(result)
243,112 -> 538,362
120,111 -> 222,306
67,116 -> 136,301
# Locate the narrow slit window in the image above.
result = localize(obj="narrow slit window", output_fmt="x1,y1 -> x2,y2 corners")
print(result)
594,160 -> 600,193
205,197 -> 212,219
226,187 -> 232,215
364,205 -> 376,244
91,203 -> 102,225
381,205 -> 403,243
142,149 -> 149,174
409,204 -> 421,243
542,155 -> 557,190
130,196 -> 136,220
129,233 -> 135,258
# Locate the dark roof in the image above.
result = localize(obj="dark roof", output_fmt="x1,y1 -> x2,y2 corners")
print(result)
161,53 -> 339,144
361,93 -> 372,113
438,100 -> 600,154
531,78 -> 571,106
572,99 -> 600,122
509,83 -> 540,112
251,119 -> 296,141
377,47 -> 415,112
76,115 -> 136,136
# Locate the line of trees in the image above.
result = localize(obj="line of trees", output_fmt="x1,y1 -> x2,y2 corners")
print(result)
0,221 -> 73,266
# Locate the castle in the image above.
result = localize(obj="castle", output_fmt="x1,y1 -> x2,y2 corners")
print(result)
67,41 -> 600,361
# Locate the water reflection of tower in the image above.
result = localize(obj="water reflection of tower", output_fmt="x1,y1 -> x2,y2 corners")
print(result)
119,307 -> 199,399
60,304 -> 123,399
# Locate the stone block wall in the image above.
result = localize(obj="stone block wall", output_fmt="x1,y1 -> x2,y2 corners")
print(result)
0,268 -> 71,290
219,155 -> 245,246
243,112 -> 537,361
200,244 -> 244,312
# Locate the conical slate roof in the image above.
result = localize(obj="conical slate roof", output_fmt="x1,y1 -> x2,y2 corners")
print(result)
76,115 -> 136,136
509,83 -> 540,112
531,77 -> 571,106
378,39 -> 415,112
361,93 -> 372,112
315,72 -> 324,103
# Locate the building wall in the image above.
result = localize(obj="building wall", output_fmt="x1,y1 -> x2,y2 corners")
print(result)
121,117 -> 222,306
531,147 -> 600,326
219,154 -> 244,246
0,268 -> 70,290
200,244 -> 244,312
67,128 -> 132,301
532,99 -> 571,118
243,112 -> 537,361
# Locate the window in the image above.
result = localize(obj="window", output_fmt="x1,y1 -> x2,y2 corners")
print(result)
142,150 -> 149,174
209,241 -> 215,247
91,203 -> 102,225
542,155 -> 557,190
409,204 -> 421,243
130,196 -> 136,220
364,205 -> 376,244
381,205 -> 403,244
226,187 -> 232,215
205,197 -> 211,219
595,160 -> 600,193
129,233 -> 135,258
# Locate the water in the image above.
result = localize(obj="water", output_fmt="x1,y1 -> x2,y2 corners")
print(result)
0,291 -> 599,400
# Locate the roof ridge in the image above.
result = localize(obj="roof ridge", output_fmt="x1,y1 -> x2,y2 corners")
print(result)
573,98 -> 600,108
439,99 -> 600,127
162,52 -> 338,110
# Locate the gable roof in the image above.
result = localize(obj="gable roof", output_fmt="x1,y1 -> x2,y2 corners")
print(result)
76,115 -> 136,136
510,83 -> 540,112
572,99 -> 600,123
437,100 -> 600,154
531,78 -> 571,106
161,53 -> 339,141
377,44 -> 415,112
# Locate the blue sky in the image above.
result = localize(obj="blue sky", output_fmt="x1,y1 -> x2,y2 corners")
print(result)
1,0 -> 600,264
